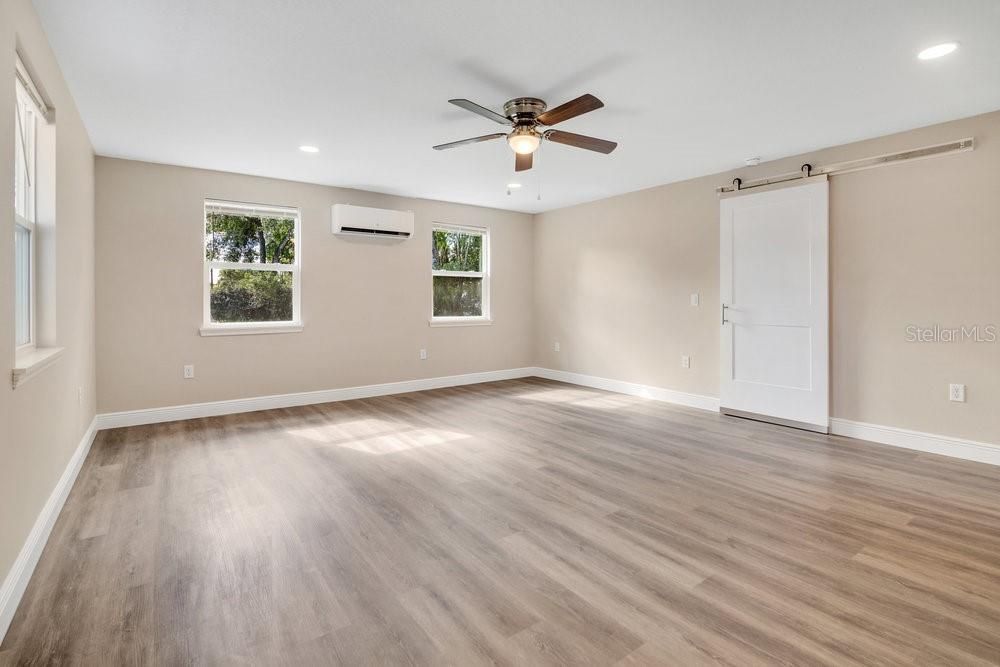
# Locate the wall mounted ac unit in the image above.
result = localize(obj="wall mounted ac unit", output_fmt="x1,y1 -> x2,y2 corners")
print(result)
332,204 -> 414,239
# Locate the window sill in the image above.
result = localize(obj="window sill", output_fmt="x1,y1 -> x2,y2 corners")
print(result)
200,323 -> 304,337
429,317 -> 493,328
12,346 -> 65,389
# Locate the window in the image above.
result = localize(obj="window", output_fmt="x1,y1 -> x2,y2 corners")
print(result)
202,200 -> 301,335
14,69 -> 38,349
11,55 -> 61,387
431,224 -> 490,324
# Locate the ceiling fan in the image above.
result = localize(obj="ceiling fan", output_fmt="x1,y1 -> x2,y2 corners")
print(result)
433,94 -> 618,172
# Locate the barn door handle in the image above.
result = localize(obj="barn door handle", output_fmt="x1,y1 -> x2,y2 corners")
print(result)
722,303 -> 729,325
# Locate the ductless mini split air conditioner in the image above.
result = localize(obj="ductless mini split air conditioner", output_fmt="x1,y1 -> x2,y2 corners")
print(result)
332,203 -> 414,239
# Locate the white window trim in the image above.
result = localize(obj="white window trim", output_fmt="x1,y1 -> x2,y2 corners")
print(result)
12,346 -> 64,389
12,55 -> 61,388
429,316 -> 493,327
15,55 -> 51,121
430,223 -> 492,325
13,60 -> 40,358
200,199 -> 302,336
199,322 -> 303,337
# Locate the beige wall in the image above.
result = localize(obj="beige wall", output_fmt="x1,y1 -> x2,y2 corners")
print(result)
95,158 -> 534,413
535,111 -> 1000,444
1,0 -> 96,592
97,112 -> 1000,443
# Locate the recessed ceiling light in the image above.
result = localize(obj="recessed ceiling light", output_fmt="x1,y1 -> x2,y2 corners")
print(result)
507,183 -> 522,189
918,42 -> 958,60
299,145 -> 320,153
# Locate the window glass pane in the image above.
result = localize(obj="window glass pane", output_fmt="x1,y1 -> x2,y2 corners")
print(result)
433,276 -> 483,317
14,104 -> 25,219
15,225 -> 31,345
205,212 -> 296,264
14,91 -> 35,223
209,269 -> 293,323
432,229 -> 482,272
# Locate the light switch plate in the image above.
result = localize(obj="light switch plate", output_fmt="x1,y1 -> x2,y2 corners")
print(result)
681,355 -> 691,369
690,293 -> 699,306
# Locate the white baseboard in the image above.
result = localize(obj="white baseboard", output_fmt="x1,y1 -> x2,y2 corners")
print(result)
532,367 -> 721,412
96,368 -> 538,429
533,368 -> 999,466
829,418 -> 1000,466
0,417 -> 98,643
95,367 -> 1000,464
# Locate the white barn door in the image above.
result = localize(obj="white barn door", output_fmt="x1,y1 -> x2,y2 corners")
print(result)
719,179 -> 829,433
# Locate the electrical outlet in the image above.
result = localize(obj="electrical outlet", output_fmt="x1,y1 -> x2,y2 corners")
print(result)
554,341 -> 560,352
681,355 -> 691,369
690,293 -> 699,306
419,349 -> 427,360
183,364 -> 195,379
949,383 -> 965,402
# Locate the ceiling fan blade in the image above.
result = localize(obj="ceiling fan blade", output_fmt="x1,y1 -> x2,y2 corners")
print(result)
433,133 -> 506,150
515,152 -> 533,172
544,130 -> 617,154
536,93 -> 604,126
448,99 -> 511,125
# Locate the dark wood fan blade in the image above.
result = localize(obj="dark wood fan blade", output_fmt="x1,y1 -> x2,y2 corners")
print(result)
536,94 -> 604,126
544,130 -> 617,154
448,99 -> 511,125
433,133 -> 506,150
515,152 -> 533,172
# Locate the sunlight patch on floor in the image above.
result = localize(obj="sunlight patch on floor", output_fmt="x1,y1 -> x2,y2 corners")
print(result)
573,394 -> 636,409
289,417 -> 401,443
514,388 -> 598,404
289,420 -> 471,454
516,388 -> 637,409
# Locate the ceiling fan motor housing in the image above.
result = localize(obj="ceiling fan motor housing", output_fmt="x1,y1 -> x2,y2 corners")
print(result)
503,97 -> 547,125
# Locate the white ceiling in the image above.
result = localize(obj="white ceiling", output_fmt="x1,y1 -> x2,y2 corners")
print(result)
32,0 -> 1000,213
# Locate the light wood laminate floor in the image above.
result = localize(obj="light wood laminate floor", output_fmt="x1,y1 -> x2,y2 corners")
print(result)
3,378 -> 1000,665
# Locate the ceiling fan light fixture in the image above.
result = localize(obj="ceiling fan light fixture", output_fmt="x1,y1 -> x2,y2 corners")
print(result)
508,127 -> 541,155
